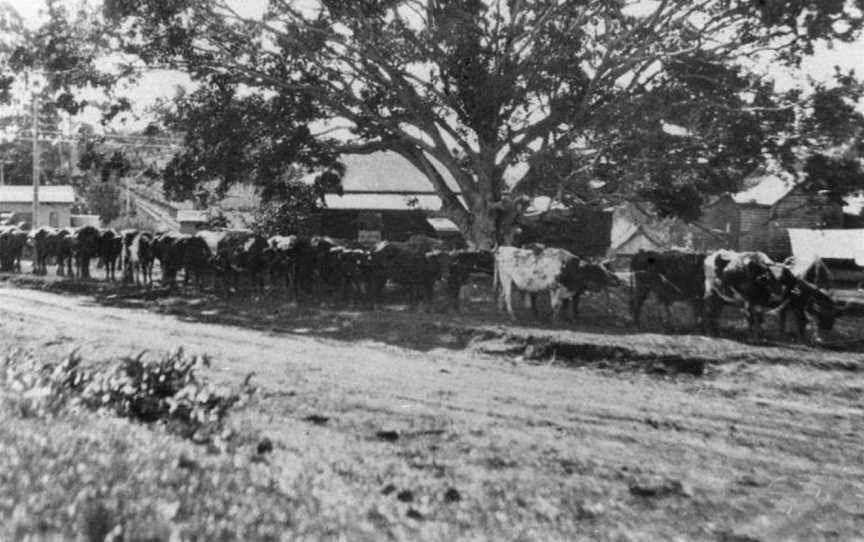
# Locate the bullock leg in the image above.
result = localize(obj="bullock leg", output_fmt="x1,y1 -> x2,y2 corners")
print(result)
569,294 -> 581,321
630,287 -> 649,327
286,270 -> 295,301
499,277 -> 516,320
692,298 -> 704,330
746,304 -> 764,341
703,294 -> 722,335
788,306 -> 808,342
423,281 -> 435,311
663,301 -> 673,328
549,289 -> 563,323
530,293 -> 540,319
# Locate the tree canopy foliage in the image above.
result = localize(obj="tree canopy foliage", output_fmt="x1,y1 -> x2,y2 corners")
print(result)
156,80 -> 342,204
9,0 -> 864,245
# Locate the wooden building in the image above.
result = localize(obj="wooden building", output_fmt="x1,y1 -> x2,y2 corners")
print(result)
177,209 -> 211,234
607,199 -> 734,261
0,185 -> 75,228
319,152 -> 465,245
734,173 -> 843,259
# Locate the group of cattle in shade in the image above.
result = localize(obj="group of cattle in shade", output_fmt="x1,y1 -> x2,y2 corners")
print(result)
0,222 -> 847,342
631,249 -> 845,342
5,224 -> 495,308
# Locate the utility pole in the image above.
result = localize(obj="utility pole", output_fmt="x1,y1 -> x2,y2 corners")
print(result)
32,92 -> 40,228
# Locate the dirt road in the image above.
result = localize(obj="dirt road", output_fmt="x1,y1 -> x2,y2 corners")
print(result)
2,284 -> 864,540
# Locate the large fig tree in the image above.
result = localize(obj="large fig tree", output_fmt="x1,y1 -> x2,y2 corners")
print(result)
17,0 -> 864,246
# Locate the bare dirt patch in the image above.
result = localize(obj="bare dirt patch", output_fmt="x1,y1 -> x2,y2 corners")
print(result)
1,276 -> 864,540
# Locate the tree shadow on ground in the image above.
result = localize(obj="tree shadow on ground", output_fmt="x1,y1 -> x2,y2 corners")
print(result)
2,272 -> 862,359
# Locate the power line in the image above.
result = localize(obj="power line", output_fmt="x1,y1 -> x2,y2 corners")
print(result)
18,129 -> 183,144
5,136 -> 181,150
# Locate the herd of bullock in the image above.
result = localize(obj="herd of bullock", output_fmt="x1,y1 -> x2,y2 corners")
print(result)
0,223 -> 848,343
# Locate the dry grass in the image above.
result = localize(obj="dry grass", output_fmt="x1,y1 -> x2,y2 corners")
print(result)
1,274 -> 864,540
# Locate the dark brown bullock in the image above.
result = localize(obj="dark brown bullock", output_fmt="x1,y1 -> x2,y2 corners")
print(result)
369,241 -> 450,308
28,226 -> 56,275
182,235 -> 213,289
446,250 -> 494,310
96,229 -> 123,281
152,231 -> 188,288
777,278 -> 842,342
214,230 -> 269,294
53,228 -> 75,276
320,245 -> 371,304
72,225 -> 101,279
703,250 -> 795,339
0,226 -> 27,272
265,235 -> 302,297
630,250 -> 706,328
779,257 -> 844,342
555,256 -> 620,320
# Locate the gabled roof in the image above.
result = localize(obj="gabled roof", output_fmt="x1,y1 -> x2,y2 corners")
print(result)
612,224 -> 665,252
611,222 -> 665,250
732,173 -> 795,207
0,185 -> 75,203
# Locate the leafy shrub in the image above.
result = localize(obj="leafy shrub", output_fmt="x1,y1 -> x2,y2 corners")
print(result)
85,182 -> 123,224
205,212 -> 230,230
1,347 -> 252,445
250,179 -> 322,236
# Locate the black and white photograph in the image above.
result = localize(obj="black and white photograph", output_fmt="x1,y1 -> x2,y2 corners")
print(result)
1,0 -> 864,540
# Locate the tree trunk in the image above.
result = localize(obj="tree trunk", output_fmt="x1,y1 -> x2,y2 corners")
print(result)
463,204 -> 498,250
448,196 -> 523,250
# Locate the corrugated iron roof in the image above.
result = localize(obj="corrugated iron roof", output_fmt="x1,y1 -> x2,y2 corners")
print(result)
339,152 -> 460,193
732,173 -> 794,206
0,185 -> 75,203
324,193 -> 466,211
176,210 -> 210,222
426,217 -> 460,232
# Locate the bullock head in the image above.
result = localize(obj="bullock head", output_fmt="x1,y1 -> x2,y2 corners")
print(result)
805,285 -> 842,335
425,250 -> 451,281
599,258 -> 622,287
559,257 -> 616,293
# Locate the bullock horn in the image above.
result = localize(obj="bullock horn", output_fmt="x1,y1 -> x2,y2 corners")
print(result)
765,297 -> 792,316
711,285 -> 746,306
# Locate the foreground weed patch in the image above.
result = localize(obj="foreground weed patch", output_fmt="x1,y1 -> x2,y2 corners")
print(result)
2,347 -> 253,445
0,347 -> 389,541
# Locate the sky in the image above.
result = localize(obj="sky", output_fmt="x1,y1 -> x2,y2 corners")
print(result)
3,0 -> 864,132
